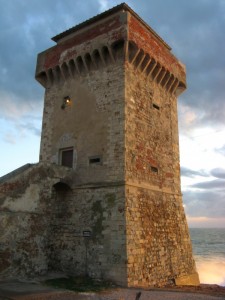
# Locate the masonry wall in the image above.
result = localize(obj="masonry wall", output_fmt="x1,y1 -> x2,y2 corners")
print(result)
0,164 -> 70,279
35,14 -> 129,284
40,63 -> 125,184
37,11 -> 127,185
0,165 -> 128,285
125,62 -> 180,191
125,187 -> 196,286
124,62 -> 197,286
49,185 -> 127,285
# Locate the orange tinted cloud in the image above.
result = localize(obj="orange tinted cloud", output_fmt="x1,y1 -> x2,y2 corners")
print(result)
187,216 -> 225,228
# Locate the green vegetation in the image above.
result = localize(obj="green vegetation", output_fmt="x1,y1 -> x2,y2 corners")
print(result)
44,276 -> 114,292
106,193 -> 116,208
91,200 -> 105,239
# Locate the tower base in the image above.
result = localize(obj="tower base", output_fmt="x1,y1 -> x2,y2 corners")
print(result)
175,272 -> 200,286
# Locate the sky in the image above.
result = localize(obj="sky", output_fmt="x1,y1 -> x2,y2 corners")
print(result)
0,0 -> 225,228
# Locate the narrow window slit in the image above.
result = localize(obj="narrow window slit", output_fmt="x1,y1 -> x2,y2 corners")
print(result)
153,103 -> 160,110
151,166 -> 158,173
89,156 -> 102,165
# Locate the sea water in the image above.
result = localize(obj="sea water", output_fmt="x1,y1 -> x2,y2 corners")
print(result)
190,228 -> 225,286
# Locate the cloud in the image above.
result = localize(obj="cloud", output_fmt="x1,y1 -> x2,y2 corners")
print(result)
134,0 -> 225,130
3,133 -> 17,145
0,90 -> 43,120
97,0 -> 110,12
1,0 -> 224,130
1,118 -> 41,145
0,90 -> 42,145
181,166 -> 208,178
183,189 -> 225,218
191,179 -> 225,190
118,1 -> 225,135
182,167 -> 225,222
211,168 -> 225,179
19,121 -> 41,137
178,104 -> 198,130
216,145 -> 225,156
188,216 -> 225,228
0,0 -> 103,106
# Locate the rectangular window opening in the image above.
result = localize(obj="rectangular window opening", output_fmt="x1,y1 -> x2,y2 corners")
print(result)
153,103 -> 160,110
151,166 -> 158,173
89,155 -> 102,165
60,147 -> 73,168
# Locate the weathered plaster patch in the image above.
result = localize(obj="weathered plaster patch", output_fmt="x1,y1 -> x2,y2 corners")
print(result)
2,184 -> 40,212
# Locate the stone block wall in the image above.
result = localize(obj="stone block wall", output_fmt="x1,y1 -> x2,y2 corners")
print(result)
0,164 -> 128,285
39,51 -> 126,185
124,58 -> 197,286
125,186 -> 196,287
0,211 -> 49,279
125,64 -> 181,193
36,9 -> 128,187
0,163 -> 70,279
48,185 -> 127,285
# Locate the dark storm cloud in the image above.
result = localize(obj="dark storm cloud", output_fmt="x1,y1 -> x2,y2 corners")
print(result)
129,0 -> 225,129
181,166 -> 208,178
182,166 -> 225,219
1,0 -> 224,129
0,0 -> 114,149
0,0 -> 104,104
183,189 -> 225,218
191,179 -> 225,190
189,166 -> 225,189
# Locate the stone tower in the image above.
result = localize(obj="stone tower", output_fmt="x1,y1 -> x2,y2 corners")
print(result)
35,3 -> 199,286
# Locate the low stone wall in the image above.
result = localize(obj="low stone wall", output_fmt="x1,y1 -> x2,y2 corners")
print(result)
0,163 -> 70,279
0,163 -> 127,285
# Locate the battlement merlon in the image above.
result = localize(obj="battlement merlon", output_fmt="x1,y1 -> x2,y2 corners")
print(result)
35,3 -> 186,96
